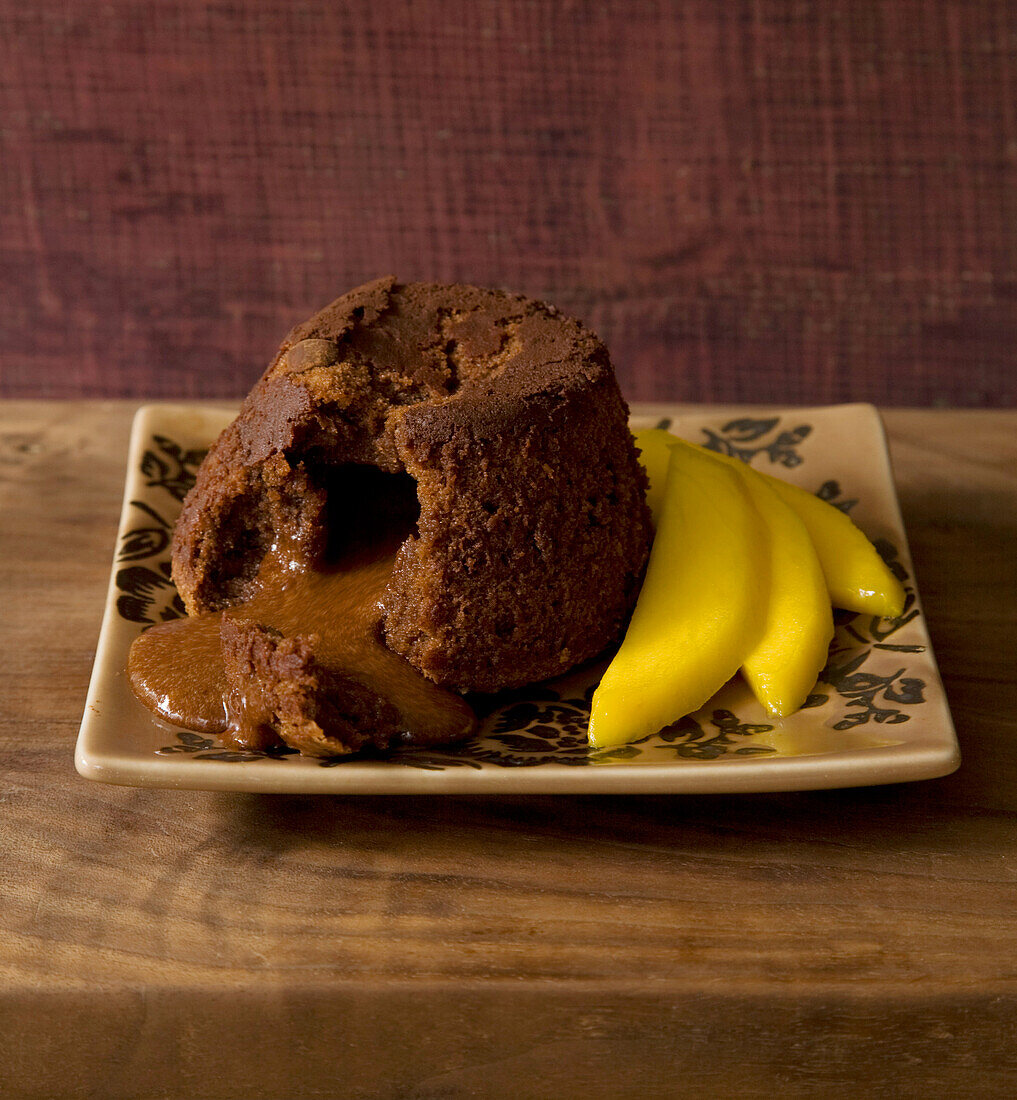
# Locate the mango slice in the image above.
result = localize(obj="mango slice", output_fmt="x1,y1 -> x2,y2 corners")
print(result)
664,439 -> 833,717
729,465 -> 834,716
632,429 -> 905,619
588,443 -> 768,749
763,478 -> 905,618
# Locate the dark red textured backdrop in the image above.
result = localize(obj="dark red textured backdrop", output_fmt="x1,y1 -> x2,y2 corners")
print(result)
1,1 -> 1015,405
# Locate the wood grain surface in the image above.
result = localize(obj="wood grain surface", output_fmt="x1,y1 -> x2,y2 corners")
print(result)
2,402 -> 1017,1098
3,1 -> 1017,407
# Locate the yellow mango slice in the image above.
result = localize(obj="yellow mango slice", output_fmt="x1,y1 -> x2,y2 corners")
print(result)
632,428 -> 905,619
763,478 -> 905,618
731,467 -> 834,717
588,443 -> 767,749
666,439 -> 833,717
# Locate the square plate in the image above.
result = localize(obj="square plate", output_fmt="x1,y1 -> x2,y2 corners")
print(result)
76,403 -> 959,794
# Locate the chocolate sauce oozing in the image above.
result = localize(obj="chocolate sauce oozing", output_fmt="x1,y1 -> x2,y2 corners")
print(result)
127,468 -> 477,755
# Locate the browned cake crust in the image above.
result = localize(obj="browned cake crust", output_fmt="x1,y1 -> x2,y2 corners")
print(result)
172,277 -> 651,693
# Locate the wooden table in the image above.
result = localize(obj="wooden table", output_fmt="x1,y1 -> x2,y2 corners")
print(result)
2,402 -> 1016,1098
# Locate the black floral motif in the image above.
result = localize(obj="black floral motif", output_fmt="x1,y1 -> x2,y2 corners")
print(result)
152,689 -> 778,768
874,538 -> 909,582
115,498 -> 187,625
117,501 -> 173,562
701,417 -> 812,468
655,710 -> 776,760
817,650 -> 926,730
815,480 -> 858,514
490,687 -> 593,742
116,559 -> 187,625
806,541 -> 927,726
652,416 -> 843,502
118,526 -> 170,561
115,437 -> 203,625
140,435 -> 206,501
801,692 -> 829,709
844,594 -> 924,654
156,731 -> 297,762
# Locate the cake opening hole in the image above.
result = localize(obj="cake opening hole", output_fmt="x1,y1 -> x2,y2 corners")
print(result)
323,464 -> 420,563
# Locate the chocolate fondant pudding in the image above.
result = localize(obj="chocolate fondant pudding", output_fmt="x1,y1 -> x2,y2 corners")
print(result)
129,467 -> 475,754
129,278 -> 652,756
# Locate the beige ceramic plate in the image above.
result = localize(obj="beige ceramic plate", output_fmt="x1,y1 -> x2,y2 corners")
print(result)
76,403 -> 958,794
